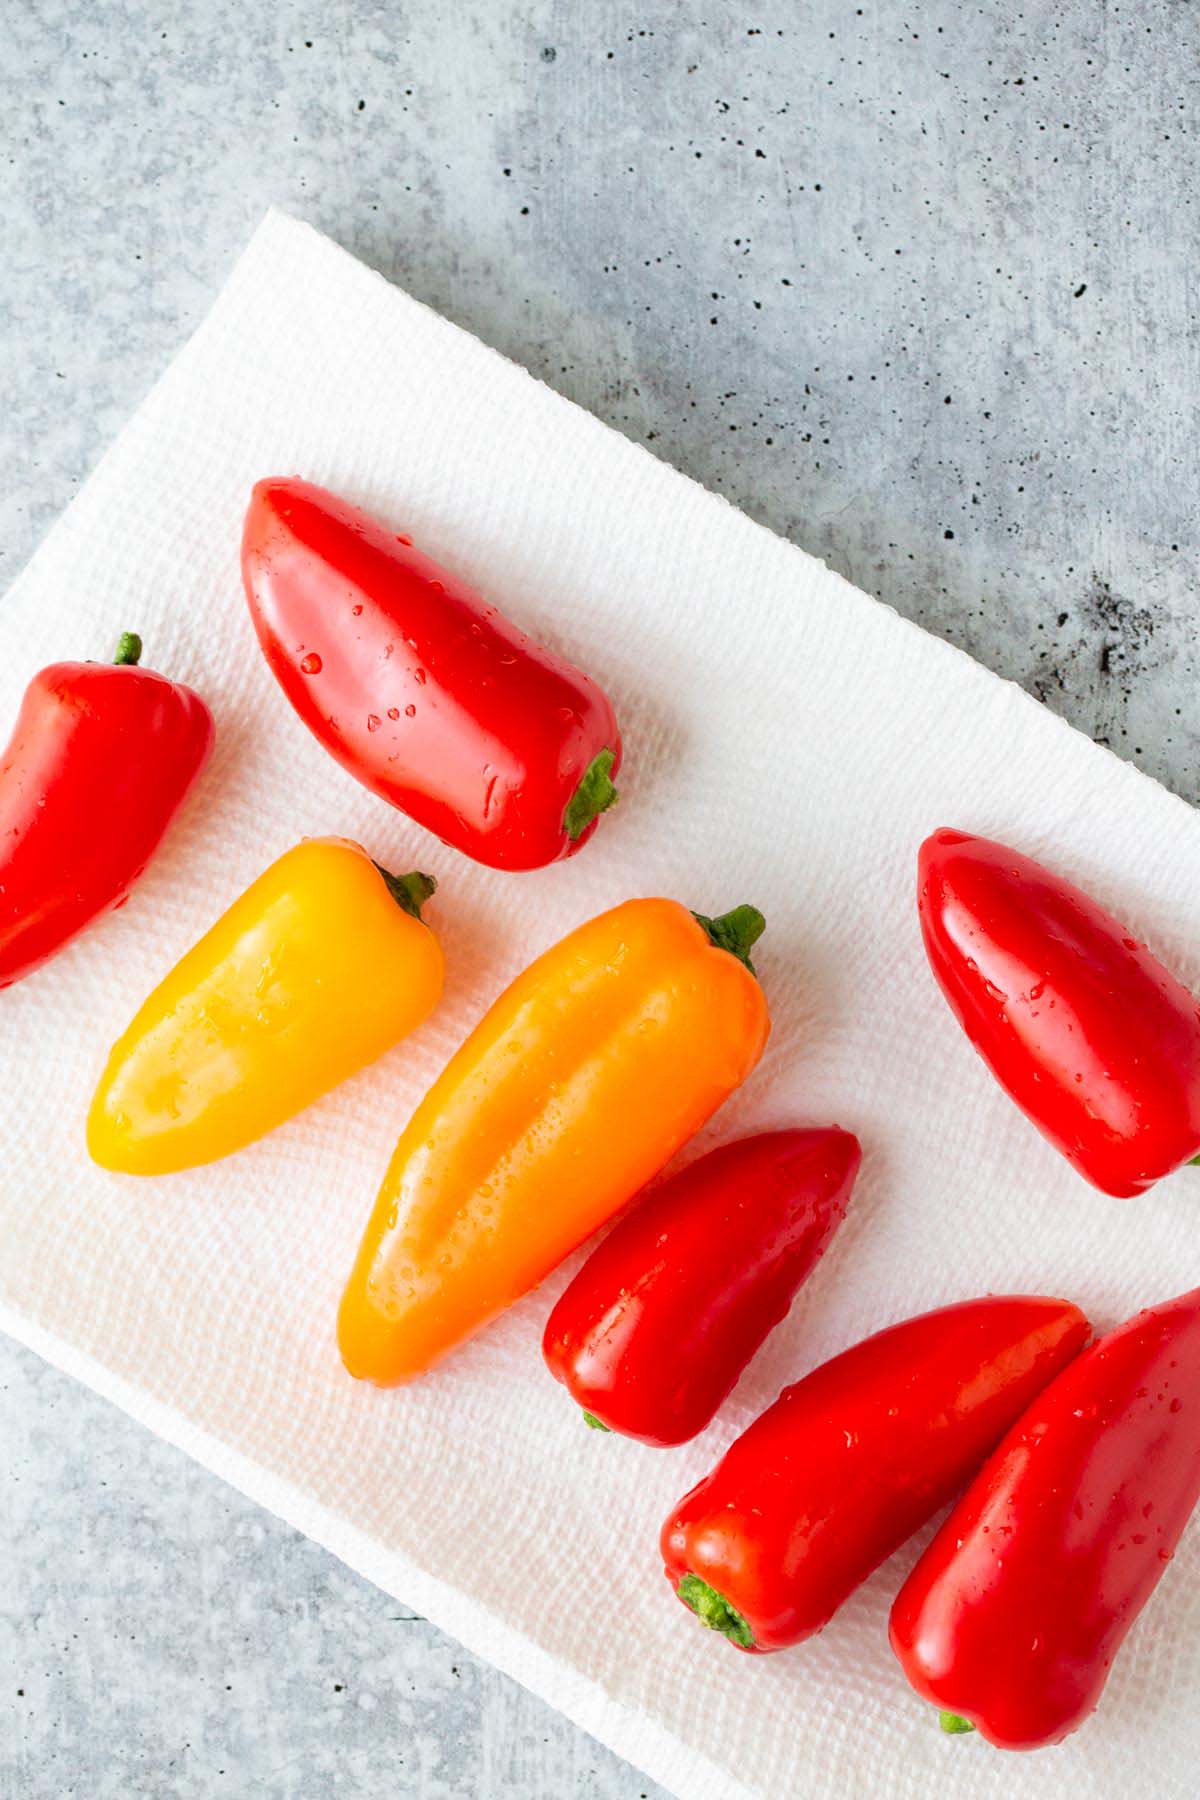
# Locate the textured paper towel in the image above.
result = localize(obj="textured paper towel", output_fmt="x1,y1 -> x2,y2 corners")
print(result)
3,211 -> 1199,1800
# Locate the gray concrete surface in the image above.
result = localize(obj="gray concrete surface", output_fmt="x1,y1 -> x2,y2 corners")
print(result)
2,1 -> 1198,1794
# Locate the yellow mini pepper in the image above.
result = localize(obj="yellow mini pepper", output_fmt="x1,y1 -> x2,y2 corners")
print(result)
87,837 -> 444,1174
338,896 -> 770,1385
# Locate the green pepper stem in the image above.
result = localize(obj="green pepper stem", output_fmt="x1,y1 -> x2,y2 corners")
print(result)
114,632 -> 143,667
563,748 -> 619,841
938,1712 -> 976,1736
1190,1155 -> 1200,1166
676,1574 -> 755,1649
582,1411 -> 611,1432
692,904 -> 766,975
375,866 -> 437,920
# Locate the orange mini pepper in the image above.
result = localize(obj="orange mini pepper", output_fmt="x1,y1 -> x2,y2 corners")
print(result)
338,897 -> 771,1385
88,837 -> 443,1175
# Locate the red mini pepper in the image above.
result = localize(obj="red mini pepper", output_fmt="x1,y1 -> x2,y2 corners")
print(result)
543,1128 -> 860,1446
919,828 -> 1200,1196
0,634 -> 213,988
660,1294 -> 1090,1653
242,479 -> 622,871
891,1287 -> 1200,1749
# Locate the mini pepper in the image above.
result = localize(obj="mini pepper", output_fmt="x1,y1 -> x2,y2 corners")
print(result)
891,1286 -> 1200,1749
661,1294 -> 1090,1653
338,896 -> 770,1384
242,479 -> 622,871
919,828 -> 1200,1195
88,838 -> 443,1174
543,1127 -> 861,1445
0,632 -> 213,987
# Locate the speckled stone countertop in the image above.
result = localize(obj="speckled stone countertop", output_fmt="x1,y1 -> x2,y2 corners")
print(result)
3,3 -> 1198,1795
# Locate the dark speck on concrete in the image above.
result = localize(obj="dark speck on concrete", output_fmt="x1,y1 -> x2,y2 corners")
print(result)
1032,577 -> 1163,747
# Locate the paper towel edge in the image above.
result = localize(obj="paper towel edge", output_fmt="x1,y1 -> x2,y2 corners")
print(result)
6,203 -> 1197,861
0,1299 -> 758,1800
253,208 -> 1198,845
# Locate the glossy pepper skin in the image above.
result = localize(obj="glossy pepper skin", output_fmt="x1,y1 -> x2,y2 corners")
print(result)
660,1294 -> 1090,1654
919,828 -> 1200,1196
88,838 -> 443,1175
891,1287 -> 1200,1750
242,479 -> 622,871
542,1127 -> 861,1446
0,634 -> 213,988
338,897 -> 770,1385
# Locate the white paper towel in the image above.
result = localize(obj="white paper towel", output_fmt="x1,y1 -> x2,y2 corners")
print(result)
3,210 -> 1199,1800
